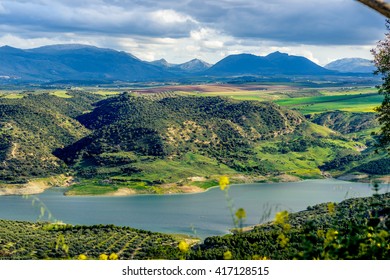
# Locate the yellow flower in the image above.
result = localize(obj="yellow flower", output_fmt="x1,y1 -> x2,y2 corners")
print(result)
219,176 -> 230,191
325,229 -> 338,245
252,255 -> 268,260
77,254 -> 88,260
274,210 -> 289,225
99,254 -> 108,260
235,208 -> 247,220
327,202 -> 335,214
109,253 -> 118,260
277,233 -> 289,248
223,250 -> 232,260
178,241 -> 189,253
283,223 -> 291,231
317,229 -> 325,238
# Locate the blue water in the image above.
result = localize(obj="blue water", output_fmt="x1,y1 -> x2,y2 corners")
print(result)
0,179 -> 388,239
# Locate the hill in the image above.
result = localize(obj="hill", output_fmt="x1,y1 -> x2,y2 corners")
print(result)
0,89 -> 383,195
325,58 -> 375,73
0,92 -> 102,183
50,92 -> 372,195
54,94 -> 303,185
206,51 -> 335,76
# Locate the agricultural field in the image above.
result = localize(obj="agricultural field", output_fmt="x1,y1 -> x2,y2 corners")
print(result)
0,219 -> 193,260
275,93 -> 383,114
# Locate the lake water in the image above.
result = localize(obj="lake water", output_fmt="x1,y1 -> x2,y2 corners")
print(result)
0,179 -> 388,239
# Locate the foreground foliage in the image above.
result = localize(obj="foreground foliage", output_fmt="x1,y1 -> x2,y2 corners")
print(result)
189,192 -> 390,260
0,221 -> 185,260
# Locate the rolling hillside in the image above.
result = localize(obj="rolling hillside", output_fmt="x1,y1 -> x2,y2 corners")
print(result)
0,92 -> 102,182
0,89 -> 386,195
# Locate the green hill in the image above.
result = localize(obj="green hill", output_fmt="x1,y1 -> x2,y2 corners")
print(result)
59,93 -> 303,161
0,92 -> 101,183
51,93 -> 373,195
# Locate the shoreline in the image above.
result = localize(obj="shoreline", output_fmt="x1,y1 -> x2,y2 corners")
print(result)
0,173 -> 388,197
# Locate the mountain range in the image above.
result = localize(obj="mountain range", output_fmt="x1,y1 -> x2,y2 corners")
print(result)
0,44 -> 372,83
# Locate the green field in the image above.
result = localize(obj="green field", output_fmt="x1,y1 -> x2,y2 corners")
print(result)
275,93 -> 383,114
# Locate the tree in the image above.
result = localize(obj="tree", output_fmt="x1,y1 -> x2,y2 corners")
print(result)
371,20 -> 390,153
357,1 -> 390,152
357,0 -> 390,18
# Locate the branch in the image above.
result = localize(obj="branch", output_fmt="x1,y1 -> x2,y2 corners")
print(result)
357,0 -> 390,18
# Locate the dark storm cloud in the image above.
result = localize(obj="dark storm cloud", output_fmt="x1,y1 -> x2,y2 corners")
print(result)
0,0 -> 386,45
180,0 -> 386,45
0,0 -> 198,38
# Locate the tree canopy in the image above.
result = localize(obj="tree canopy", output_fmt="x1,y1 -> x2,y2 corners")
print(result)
371,20 -> 390,152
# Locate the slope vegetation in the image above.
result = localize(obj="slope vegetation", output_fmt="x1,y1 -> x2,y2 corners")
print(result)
0,92 -> 101,183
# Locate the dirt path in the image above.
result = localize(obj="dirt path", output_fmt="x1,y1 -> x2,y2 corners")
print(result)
10,143 -> 18,158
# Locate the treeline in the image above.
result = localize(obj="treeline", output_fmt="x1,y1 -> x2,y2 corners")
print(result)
355,158 -> 390,175
320,154 -> 365,171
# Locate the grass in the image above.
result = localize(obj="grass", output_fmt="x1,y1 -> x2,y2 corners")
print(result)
130,154 -> 237,184
254,144 -> 330,178
318,87 -> 378,96
49,90 -> 73,98
68,153 -> 238,195
89,90 -> 121,96
189,179 -> 219,189
66,181 -> 118,195
1,93 -> 24,99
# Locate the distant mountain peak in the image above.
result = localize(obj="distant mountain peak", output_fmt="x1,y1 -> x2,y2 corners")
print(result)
325,58 -> 375,73
150,58 -> 174,68
0,45 -> 25,53
30,44 -> 99,51
266,51 -> 289,58
177,58 -> 212,72
206,51 -> 332,76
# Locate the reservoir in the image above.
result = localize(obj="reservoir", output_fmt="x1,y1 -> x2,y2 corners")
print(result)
0,179 -> 388,239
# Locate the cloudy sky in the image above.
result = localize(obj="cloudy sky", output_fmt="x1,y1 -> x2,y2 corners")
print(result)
0,0 -> 386,65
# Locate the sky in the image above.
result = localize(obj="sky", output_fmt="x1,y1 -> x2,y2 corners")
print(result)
0,0 -> 387,65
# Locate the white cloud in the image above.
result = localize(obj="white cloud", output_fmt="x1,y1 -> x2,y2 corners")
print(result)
0,2 -> 6,14
151,9 -> 196,24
